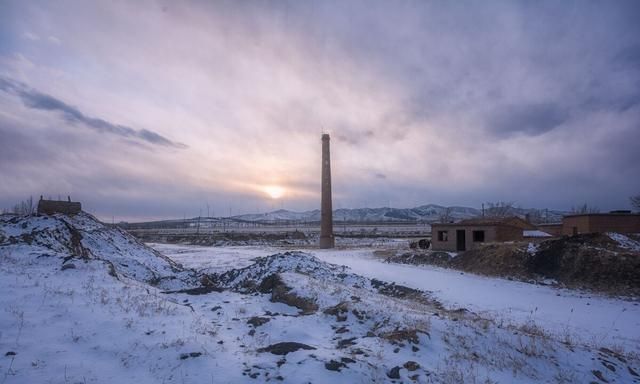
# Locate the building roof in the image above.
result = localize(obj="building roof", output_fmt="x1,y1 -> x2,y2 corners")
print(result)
432,216 -> 535,229
523,230 -> 552,238
564,212 -> 640,218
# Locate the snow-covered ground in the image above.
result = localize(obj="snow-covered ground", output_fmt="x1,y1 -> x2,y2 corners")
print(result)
1,214 -> 639,383
158,244 -> 640,353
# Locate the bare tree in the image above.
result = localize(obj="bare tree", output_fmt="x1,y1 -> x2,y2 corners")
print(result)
484,201 -> 516,218
10,196 -> 36,215
570,203 -> 600,214
631,194 -> 640,211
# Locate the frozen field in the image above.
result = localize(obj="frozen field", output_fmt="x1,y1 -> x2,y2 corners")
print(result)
154,243 -> 640,353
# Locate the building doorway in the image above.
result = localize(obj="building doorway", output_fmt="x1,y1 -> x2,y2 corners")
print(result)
456,230 -> 466,251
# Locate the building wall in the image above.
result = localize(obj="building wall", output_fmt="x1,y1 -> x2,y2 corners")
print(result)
537,224 -> 563,236
562,215 -> 640,235
495,225 -> 523,242
431,225 -> 509,251
37,200 -> 82,215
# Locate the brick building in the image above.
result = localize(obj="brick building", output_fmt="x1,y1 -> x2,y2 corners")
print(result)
431,217 -> 527,252
562,213 -> 640,235
37,197 -> 82,215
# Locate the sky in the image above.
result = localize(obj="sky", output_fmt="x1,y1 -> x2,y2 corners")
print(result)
1,0 -> 639,221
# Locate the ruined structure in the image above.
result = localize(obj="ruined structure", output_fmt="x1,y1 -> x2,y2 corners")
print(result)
319,134 -> 334,249
431,217 -> 526,252
37,196 -> 82,215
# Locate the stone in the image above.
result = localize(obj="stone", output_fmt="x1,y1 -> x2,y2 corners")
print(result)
257,342 -> 316,355
387,366 -> 401,379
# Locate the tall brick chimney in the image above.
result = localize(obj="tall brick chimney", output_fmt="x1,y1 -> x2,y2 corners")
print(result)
319,133 -> 335,248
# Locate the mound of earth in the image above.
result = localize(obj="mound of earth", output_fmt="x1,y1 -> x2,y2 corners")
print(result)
0,212 -> 198,290
389,233 -> 640,295
203,251 -> 438,307
528,233 -> 640,293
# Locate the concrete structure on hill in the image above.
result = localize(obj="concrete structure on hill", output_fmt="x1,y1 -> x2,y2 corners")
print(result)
431,217 -> 527,252
319,134 -> 335,249
562,212 -> 640,235
37,196 -> 81,215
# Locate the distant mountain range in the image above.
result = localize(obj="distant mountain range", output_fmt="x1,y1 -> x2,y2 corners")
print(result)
233,204 -> 566,224
119,204 -> 566,228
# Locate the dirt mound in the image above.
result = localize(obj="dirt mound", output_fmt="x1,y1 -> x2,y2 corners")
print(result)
0,213 -> 198,290
204,252 -> 437,305
528,233 -> 640,293
450,243 -> 531,279
203,251 -> 353,292
389,233 -> 640,295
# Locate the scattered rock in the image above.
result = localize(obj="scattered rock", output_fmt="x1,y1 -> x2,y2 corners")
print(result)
341,357 -> 356,364
387,366 -> 401,379
247,316 -> 271,327
179,352 -> 202,360
337,337 -> 357,349
325,359 -> 347,372
257,342 -> 316,355
404,361 -> 420,371
166,286 -> 222,295
324,302 -> 349,316
61,263 -> 76,271
381,329 -> 422,345
591,370 -> 609,383
352,309 -> 366,320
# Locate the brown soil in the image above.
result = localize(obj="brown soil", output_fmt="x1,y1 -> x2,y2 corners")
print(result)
389,233 -> 640,296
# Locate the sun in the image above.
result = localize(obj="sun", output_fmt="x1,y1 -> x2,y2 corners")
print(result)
264,185 -> 285,199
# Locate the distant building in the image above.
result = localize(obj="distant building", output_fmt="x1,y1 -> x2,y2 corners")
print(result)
431,217 -> 530,252
535,223 -> 563,237
37,196 -> 82,215
562,212 -> 640,235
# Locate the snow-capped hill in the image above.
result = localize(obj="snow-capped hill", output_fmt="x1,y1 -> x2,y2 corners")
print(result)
234,205 -> 482,223
234,209 -> 320,222
0,212 -> 197,290
232,204 -> 566,223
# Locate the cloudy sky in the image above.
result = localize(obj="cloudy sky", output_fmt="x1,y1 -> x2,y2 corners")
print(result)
1,0 -> 639,221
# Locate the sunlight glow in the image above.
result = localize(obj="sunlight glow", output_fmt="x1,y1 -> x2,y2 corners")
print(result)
264,185 -> 285,199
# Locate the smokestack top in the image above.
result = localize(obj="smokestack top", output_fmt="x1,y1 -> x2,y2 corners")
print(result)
321,133 -> 330,141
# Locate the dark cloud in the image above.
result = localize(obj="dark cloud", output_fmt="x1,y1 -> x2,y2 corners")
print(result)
0,77 -> 187,149
373,172 -> 386,179
489,103 -> 569,137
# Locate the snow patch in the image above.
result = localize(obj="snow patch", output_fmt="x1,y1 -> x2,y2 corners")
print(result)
608,232 -> 640,251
